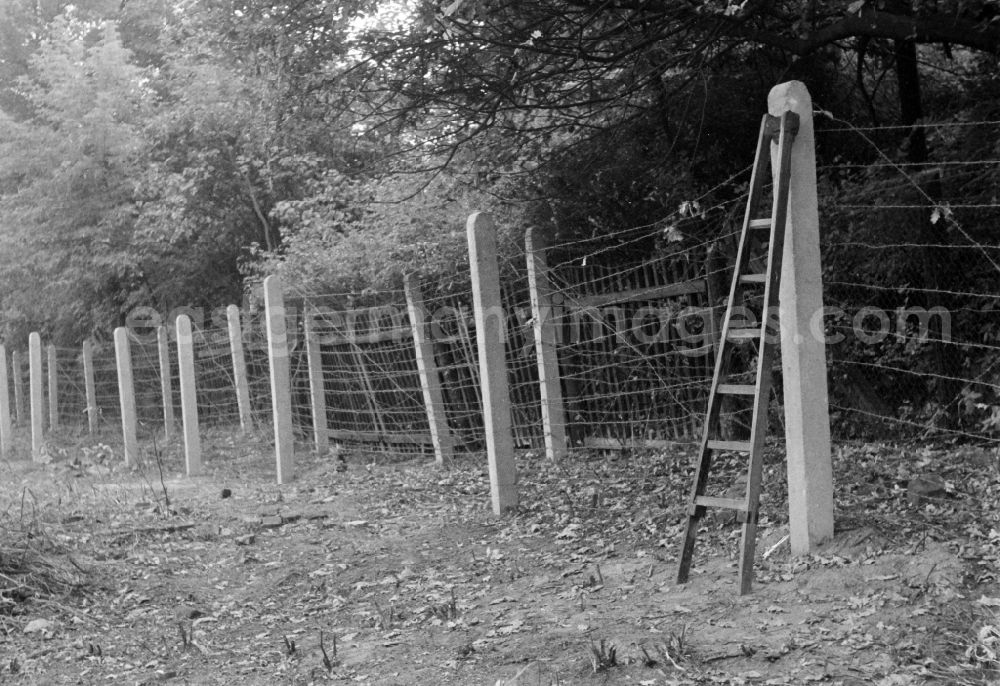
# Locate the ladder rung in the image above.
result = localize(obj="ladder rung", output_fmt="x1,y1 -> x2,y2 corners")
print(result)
695,496 -> 746,511
717,383 -> 756,395
748,218 -> 772,230
707,440 -> 753,452
726,328 -> 761,340
739,274 -> 767,285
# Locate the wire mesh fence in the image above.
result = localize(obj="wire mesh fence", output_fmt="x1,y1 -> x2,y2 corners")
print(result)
2,108 -> 999,479
297,292 -> 432,453
420,280 -> 486,452
547,251 -> 714,447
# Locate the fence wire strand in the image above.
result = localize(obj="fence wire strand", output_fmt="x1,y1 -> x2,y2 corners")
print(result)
5,112 -> 1000,469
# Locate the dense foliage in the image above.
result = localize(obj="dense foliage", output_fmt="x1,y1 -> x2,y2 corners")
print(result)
1,0 -> 999,430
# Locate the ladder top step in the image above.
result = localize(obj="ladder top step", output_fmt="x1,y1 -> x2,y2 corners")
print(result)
717,383 -> 756,395
726,328 -> 761,340
739,274 -> 768,284
707,439 -> 753,452
695,495 -> 747,511
748,218 -> 772,229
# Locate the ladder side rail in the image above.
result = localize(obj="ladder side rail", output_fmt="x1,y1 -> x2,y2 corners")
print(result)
738,111 -> 799,594
676,116 -> 776,584
722,114 -> 779,341
696,114 -> 776,455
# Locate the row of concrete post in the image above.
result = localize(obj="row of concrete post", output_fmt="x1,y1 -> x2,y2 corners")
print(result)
2,280 -> 291,481
1,273 -> 461,487
466,80 -> 835,557
2,82 -> 832,555
1,214 -> 656,509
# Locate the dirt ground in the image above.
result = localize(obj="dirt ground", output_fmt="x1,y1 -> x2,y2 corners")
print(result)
2,431 -> 1000,685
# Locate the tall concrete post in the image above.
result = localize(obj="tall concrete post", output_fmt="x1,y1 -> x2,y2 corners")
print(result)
46,345 -> 58,430
0,344 -> 12,457
264,276 -> 295,483
11,350 -> 24,426
29,333 -> 43,461
114,327 -> 138,466
769,81 -> 834,553
226,305 -> 253,432
525,227 -> 568,462
467,212 -> 517,514
303,307 -> 330,455
157,326 -> 175,439
404,275 -> 455,465
176,315 -> 202,475
82,340 -> 98,434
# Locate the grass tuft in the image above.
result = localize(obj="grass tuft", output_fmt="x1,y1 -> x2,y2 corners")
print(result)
0,492 -> 89,613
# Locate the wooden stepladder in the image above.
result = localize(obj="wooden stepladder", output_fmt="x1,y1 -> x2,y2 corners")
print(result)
676,110 -> 799,595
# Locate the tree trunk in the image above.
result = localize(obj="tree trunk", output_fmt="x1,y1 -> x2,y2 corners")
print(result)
894,38 -> 926,163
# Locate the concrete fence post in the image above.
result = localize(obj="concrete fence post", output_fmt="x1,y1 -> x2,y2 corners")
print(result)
264,275 -> 295,483
82,340 -> 98,435
303,306 -> 330,455
12,350 -> 24,427
157,325 -> 175,439
227,305 -> 253,432
0,344 -> 12,457
46,344 -> 58,430
467,212 -> 517,514
29,333 -> 43,461
525,227 -> 568,462
404,275 -> 455,465
176,315 -> 202,476
113,327 -> 138,466
769,80 -> 834,553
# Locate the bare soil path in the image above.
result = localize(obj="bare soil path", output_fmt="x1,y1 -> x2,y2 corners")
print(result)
2,434 -> 999,684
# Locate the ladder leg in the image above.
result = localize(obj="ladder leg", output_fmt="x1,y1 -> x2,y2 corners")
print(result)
677,516 -> 701,584
676,448 -> 712,584
737,456 -> 765,594
739,351 -> 778,592
738,519 -> 759,595
676,515 -> 700,584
